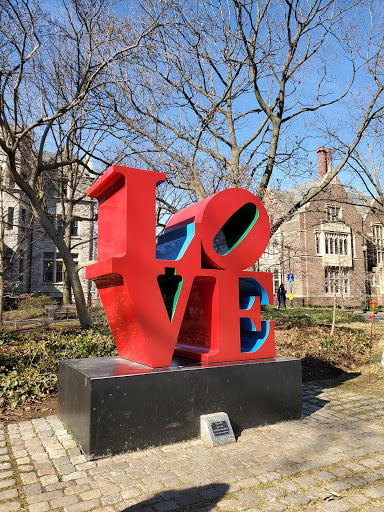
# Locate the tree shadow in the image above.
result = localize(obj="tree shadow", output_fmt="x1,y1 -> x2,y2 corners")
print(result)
301,355 -> 361,382
302,369 -> 361,418
122,483 -> 230,511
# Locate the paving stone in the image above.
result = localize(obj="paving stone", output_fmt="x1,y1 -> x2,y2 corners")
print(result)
24,484 -> 42,496
326,481 -> 352,493
0,471 -> 13,480
259,502 -> 287,512
295,475 -> 317,487
281,493 -> 311,506
79,489 -> 101,501
363,487 -> 384,498
62,471 -> 88,481
20,472 -> 38,484
27,490 -> 64,504
18,465 -> 34,473
63,499 -> 100,512
174,493 -> 200,506
29,502 -> 50,512
313,471 -> 337,482
64,484 -> 90,496
364,472 -> 382,482
345,494 -> 370,505
0,478 -> 16,489
153,500 -> 179,512
344,462 -> 366,472
0,488 -> 18,500
91,508 -> 115,512
318,500 -> 351,511
199,487 -> 223,500
307,487 -> 329,499
278,480 -> 301,492
346,476 -> 368,486
258,471 -> 281,483
238,491 -> 261,505
51,495 -> 79,508
360,458 -> 382,468
0,502 -> 21,511
331,467 -> 352,478
101,493 -> 122,505
259,486 -> 283,499
40,474 -> 59,486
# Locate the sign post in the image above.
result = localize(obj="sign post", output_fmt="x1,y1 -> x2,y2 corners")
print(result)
287,274 -> 294,307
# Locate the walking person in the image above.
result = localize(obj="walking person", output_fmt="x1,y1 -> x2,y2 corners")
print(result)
277,284 -> 286,309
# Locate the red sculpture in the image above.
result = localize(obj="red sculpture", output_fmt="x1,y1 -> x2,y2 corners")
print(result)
86,165 -> 275,368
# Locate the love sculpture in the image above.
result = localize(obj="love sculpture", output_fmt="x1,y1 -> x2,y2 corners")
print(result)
86,165 -> 275,368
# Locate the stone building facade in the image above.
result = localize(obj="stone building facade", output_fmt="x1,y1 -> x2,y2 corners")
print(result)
0,152 -> 97,304
260,147 -> 384,306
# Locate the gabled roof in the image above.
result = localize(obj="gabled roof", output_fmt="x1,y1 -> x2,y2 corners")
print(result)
269,175 -> 327,211
345,190 -> 373,218
273,174 -> 377,220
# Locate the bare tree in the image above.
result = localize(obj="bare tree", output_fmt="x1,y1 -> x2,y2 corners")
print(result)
106,0 -> 384,234
0,0 -> 160,327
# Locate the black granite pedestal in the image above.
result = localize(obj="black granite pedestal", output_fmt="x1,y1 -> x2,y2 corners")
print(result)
58,356 -> 302,459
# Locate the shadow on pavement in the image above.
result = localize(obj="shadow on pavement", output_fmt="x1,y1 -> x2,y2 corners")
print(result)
122,483 -> 230,511
302,371 -> 361,418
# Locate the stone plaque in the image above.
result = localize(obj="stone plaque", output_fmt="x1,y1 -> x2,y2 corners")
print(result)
200,412 -> 236,447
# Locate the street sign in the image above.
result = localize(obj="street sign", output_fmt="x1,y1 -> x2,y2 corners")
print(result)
287,273 -> 294,282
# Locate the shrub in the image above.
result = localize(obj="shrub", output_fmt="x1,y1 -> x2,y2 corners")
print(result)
0,325 -> 117,408
18,295 -> 55,311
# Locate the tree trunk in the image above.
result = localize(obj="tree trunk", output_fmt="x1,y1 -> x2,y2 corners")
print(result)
65,256 -> 93,328
63,270 -> 72,304
62,206 -> 73,304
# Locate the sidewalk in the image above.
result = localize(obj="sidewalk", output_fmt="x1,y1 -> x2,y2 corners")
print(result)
2,384 -> 384,512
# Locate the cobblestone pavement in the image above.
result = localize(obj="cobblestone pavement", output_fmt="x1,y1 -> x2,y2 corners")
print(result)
2,384 -> 384,511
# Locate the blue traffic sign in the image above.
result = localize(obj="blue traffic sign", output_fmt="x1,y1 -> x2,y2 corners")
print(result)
287,273 -> 294,282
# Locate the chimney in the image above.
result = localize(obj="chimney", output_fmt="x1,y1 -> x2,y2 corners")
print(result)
317,147 -> 333,177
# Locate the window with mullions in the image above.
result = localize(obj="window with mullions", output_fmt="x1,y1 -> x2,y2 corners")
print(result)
326,205 -> 341,221
43,252 -> 54,282
71,220 -> 79,236
56,258 -> 63,283
325,233 -> 349,255
325,268 -> 349,294
373,225 -> 384,264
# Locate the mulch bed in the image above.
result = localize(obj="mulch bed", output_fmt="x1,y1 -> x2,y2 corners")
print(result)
0,394 -> 58,424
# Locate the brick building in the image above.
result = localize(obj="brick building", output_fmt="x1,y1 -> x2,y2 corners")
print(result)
260,147 -> 384,306
0,151 -> 97,304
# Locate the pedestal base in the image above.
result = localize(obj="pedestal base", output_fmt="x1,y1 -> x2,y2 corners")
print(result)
58,356 -> 302,459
